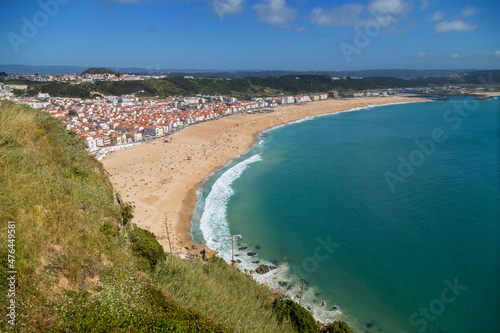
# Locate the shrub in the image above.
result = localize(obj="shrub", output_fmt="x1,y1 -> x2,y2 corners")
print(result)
128,226 -> 166,271
100,220 -> 119,237
273,299 -> 319,333
321,321 -> 354,333
121,203 -> 134,225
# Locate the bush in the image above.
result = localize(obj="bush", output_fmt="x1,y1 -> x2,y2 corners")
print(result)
273,299 -> 319,333
100,220 -> 119,237
121,203 -> 134,225
321,321 -> 354,333
128,226 -> 166,271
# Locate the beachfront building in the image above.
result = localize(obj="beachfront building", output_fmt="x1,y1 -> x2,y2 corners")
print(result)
82,135 -> 97,152
328,91 -> 339,99
143,126 -> 163,138
125,132 -> 142,143
294,95 -> 311,103
109,133 -> 124,146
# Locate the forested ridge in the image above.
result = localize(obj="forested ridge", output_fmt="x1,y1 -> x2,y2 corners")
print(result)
4,70 -> 499,99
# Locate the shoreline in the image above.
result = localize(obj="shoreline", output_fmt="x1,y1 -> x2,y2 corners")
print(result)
102,96 -> 426,255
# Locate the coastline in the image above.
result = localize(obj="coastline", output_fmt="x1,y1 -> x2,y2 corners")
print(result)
102,96 -> 425,255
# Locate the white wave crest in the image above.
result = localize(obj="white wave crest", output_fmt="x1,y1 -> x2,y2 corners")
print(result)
199,154 -> 262,252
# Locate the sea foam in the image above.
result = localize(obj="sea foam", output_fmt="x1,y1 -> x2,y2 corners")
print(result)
199,153 -> 262,254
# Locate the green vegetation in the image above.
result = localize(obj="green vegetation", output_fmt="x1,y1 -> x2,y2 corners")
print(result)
152,256 -> 298,333
81,67 -> 121,76
129,226 -> 166,271
121,203 -> 134,225
7,69 -> 500,99
321,321 -> 355,333
273,299 -> 318,332
24,81 -> 92,99
0,101 -> 353,332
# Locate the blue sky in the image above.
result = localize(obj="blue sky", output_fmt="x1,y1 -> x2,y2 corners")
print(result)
1,0 -> 499,70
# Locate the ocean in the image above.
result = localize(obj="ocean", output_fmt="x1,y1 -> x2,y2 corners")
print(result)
191,96 -> 500,333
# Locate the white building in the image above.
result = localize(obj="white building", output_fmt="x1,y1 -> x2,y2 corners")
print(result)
143,126 -> 163,138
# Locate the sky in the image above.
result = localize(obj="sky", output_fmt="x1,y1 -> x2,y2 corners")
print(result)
0,0 -> 499,71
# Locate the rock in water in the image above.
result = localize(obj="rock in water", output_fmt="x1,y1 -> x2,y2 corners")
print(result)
256,264 -> 270,274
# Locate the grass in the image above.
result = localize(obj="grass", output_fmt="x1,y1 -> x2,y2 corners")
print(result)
152,256 -> 297,333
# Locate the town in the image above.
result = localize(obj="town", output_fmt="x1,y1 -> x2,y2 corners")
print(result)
1,71 -> 492,160
0,78 -> 343,158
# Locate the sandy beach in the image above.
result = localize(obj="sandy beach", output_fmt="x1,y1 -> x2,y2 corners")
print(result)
102,96 -> 421,254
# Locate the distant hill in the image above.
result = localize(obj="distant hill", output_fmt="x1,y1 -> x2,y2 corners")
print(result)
461,70 -> 500,85
0,64 -> 484,79
81,67 -> 121,75
7,70 -> 500,100
0,64 -> 89,75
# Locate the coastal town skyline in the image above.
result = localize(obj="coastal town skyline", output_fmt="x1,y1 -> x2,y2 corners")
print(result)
1,0 -> 500,71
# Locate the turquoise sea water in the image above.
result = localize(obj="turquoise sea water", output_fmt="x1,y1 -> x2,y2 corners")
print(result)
191,96 -> 500,333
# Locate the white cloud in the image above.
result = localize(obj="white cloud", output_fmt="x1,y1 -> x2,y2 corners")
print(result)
295,26 -> 308,33
414,51 -> 434,58
308,4 -> 364,27
460,5 -> 477,18
427,10 -> 444,22
435,20 -> 477,33
306,0 -> 414,33
365,0 -> 413,33
211,0 -> 245,19
480,50 -> 493,56
419,0 -> 428,11
252,0 -> 297,28
480,50 -> 500,58
446,50 -> 500,59
367,0 -> 412,16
